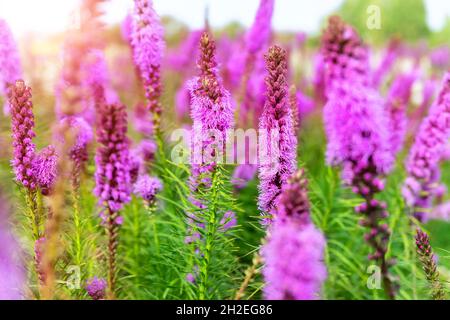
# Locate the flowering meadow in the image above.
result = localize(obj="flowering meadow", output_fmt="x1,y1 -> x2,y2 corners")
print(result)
0,0 -> 450,301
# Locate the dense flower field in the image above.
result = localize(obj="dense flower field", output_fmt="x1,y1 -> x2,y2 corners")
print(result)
0,0 -> 449,300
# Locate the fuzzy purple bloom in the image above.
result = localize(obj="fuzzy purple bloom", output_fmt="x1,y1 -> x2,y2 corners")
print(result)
372,39 -> 399,88
32,145 -> 58,196
386,72 -> 416,155
262,170 -> 326,300
8,80 -> 37,190
131,0 -> 165,125
166,30 -> 202,72
258,45 -> 297,218
94,103 -> 131,214
232,164 -> 258,189
403,72 -> 450,222
430,46 -> 450,69
131,0 -> 164,74
85,277 -> 107,300
321,16 -> 397,298
322,17 -> 393,181
0,19 -> 23,114
263,222 -> 326,300
132,102 -> 153,138
245,0 -> 275,55
175,80 -> 191,120
133,174 -> 162,203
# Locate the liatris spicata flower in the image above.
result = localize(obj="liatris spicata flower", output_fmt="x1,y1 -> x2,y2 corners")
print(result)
8,80 -> 37,190
85,277 -> 107,300
94,102 -> 131,296
131,0 -> 165,130
403,72 -> 450,222
322,16 -> 371,95
0,191 -> 25,299
133,174 -> 162,205
53,116 -> 93,189
232,164 -> 258,189
372,39 -> 399,88
132,102 -> 153,138
415,229 -> 446,300
189,32 -> 234,169
32,146 -> 58,196
166,30 -> 202,72
245,0 -> 275,56
0,19 -> 23,115
262,170 -> 326,300
430,45 -> 450,70
322,16 -> 397,298
258,45 -> 297,219
94,103 -> 131,213
386,72 -> 416,155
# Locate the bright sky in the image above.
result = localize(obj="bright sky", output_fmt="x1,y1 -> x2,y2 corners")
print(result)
0,0 -> 449,38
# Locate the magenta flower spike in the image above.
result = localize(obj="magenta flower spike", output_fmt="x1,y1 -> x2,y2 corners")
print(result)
94,103 -> 131,214
94,102 -> 131,296
8,80 -> 37,190
245,0 -> 275,56
262,170 -> 326,300
0,19 -> 23,115
321,16 -> 397,299
258,45 -> 297,220
131,0 -> 165,129
403,72 -> 450,222
386,72 -> 417,155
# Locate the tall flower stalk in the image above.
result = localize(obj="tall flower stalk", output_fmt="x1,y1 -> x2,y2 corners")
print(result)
262,169 -> 327,299
258,45 -> 297,222
415,229 -> 446,300
237,0 -> 275,125
187,32 -> 235,299
321,16 -> 397,299
94,102 -> 131,298
8,80 -> 41,240
403,73 -> 450,222
131,0 -> 165,134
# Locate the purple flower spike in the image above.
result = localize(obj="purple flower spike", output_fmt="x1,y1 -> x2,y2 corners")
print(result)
94,103 -> 131,213
8,80 -> 37,190
403,72 -> 450,222
32,145 -> 58,196
258,45 -> 297,219
386,72 -> 416,155
131,0 -> 165,127
245,0 -> 275,55
321,16 -> 397,299
85,277 -> 107,300
262,170 -> 326,300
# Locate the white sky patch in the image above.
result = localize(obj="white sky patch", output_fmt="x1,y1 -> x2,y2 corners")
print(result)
0,0 -> 448,39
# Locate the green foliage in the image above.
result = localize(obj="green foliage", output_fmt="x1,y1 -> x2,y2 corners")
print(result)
337,0 -> 430,44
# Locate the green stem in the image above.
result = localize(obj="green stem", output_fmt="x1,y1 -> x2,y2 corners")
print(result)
198,167 -> 221,300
